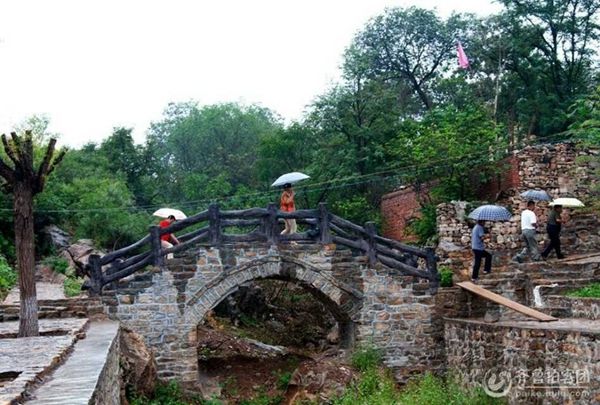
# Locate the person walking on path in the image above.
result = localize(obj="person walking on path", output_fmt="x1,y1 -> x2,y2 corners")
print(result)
514,200 -> 542,263
542,204 -> 565,259
159,215 -> 180,259
471,220 -> 492,282
280,183 -> 297,235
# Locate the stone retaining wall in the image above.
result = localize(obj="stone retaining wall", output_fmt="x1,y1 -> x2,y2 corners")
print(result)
91,326 -> 121,405
445,318 -> 600,404
0,297 -> 104,322
545,296 -> 600,320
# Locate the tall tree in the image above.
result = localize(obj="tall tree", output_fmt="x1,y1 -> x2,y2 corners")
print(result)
0,131 -> 65,337
346,7 -> 474,111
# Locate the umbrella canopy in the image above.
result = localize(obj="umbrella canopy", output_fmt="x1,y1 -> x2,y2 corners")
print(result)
549,198 -> 585,208
271,172 -> 310,187
520,189 -> 552,201
468,205 -> 512,221
152,208 -> 187,220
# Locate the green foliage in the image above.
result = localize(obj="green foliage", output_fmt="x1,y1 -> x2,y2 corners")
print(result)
351,344 -> 383,372
42,256 -> 70,274
333,367 -> 399,405
398,373 -> 502,405
565,283 -> 600,298
276,371 -> 292,390
0,256 -> 16,299
439,267 -> 454,288
408,204 -> 438,245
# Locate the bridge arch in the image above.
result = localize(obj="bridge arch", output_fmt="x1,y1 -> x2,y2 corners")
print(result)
165,253 -> 365,386
181,254 -> 363,346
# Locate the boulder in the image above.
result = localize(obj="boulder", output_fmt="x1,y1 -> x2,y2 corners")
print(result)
63,239 -> 106,277
41,225 -> 71,253
120,328 -> 157,402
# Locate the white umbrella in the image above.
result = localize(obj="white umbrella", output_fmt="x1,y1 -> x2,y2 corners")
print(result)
549,198 -> 585,208
271,172 -> 310,187
152,208 -> 187,220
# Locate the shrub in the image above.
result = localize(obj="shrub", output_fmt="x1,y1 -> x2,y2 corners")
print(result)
64,277 -> 83,297
408,204 -> 438,245
439,266 -> 454,287
0,256 -> 16,299
351,343 -> 383,372
42,256 -> 70,274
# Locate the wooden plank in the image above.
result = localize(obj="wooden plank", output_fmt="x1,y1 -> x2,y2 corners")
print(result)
457,281 -> 558,322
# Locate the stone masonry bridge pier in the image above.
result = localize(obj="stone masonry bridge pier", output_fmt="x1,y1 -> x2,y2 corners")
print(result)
88,203 -> 442,387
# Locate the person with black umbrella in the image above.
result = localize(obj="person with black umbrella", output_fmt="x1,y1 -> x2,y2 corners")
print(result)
471,220 -> 492,282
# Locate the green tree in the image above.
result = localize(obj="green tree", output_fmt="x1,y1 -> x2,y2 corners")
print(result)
346,7 -> 474,111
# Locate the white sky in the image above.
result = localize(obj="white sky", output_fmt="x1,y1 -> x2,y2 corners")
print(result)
0,0 -> 501,147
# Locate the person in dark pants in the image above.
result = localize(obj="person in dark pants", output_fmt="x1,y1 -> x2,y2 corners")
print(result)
471,220 -> 492,282
542,204 -> 565,259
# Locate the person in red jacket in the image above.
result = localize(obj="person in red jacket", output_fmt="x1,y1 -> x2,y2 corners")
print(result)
280,183 -> 297,235
159,215 -> 180,259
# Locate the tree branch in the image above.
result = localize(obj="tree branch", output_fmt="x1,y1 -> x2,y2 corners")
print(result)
1,134 -> 20,168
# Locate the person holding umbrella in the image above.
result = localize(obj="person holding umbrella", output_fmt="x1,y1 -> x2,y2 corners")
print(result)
159,215 -> 180,259
471,220 -> 492,282
467,204 -> 512,281
513,200 -> 542,263
542,204 -> 564,260
280,183 -> 297,235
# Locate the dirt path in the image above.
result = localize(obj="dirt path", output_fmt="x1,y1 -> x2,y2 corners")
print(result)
2,282 -> 66,304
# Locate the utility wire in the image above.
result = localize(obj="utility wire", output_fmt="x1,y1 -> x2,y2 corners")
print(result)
0,131 -> 578,214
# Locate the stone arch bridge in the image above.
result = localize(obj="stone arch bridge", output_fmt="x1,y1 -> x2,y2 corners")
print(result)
89,203 -> 442,386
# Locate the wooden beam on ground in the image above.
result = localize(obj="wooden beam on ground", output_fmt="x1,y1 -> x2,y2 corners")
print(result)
457,281 -> 558,322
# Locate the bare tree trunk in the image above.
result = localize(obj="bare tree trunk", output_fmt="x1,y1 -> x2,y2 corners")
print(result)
14,181 -> 39,337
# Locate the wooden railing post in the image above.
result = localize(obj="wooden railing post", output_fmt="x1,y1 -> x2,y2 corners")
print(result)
425,247 -> 439,293
364,222 -> 377,267
150,225 -> 164,267
88,254 -> 103,295
209,203 -> 221,245
265,203 -> 279,244
318,202 -> 331,243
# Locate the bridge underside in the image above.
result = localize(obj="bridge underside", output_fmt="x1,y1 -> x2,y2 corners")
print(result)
101,243 -> 442,385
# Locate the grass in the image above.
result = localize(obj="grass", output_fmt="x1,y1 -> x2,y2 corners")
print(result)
129,381 -> 219,405
334,344 -> 504,405
565,282 -> 600,298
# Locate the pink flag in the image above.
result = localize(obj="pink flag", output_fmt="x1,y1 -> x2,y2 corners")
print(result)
457,41 -> 469,69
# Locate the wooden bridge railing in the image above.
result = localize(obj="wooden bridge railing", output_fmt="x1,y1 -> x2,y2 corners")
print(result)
86,202 -> 439,294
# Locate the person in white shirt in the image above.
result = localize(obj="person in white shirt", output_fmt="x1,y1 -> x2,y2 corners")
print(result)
514,200 -> 542,262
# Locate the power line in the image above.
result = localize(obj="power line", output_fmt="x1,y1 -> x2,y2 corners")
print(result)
0,132 -> 580,214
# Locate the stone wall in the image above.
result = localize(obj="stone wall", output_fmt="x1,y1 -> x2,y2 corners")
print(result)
91,326 -> 121,405
101,243 -> 444,386
445,319 -> 600,404
0,297 -> 104,322
545,296 -> 600,320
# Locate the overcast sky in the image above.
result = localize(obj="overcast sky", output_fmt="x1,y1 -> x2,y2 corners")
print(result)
0,0 -> 501,147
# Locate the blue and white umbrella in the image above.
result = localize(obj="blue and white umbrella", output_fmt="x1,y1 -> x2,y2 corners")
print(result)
468,205 -> 512,221
520,189 -> 552,201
